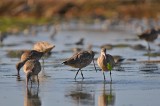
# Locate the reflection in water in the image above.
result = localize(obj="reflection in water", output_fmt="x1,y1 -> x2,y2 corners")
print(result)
139,63 -> 158,72
65,80 -> 95,106
24,87 -> 41,106
98,82 -> 115,106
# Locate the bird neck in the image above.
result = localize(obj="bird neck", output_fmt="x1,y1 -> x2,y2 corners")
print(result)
20,58 -> 30,66
101,52 -> 107,59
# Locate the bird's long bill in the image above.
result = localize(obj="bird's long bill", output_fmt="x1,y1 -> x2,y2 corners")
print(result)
92,58 -> 97,72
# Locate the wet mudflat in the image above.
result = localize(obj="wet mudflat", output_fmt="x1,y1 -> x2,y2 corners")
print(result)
0,24 -> 160,106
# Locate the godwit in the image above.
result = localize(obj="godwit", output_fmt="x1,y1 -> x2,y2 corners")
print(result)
33,41 -> 55,53
16,50 -> 44,76
138,28 -> 160,52
97,48 -> 115,80
33,41 -> 55,67
63,50 -> 97,79
23,59 -> 41,87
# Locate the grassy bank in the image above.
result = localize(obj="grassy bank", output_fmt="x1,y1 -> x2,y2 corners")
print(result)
0,17 -> 51,33
0,0 -> 160,33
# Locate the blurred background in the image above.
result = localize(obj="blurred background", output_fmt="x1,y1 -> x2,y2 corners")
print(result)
0,1 -> 160,106
0,0 -> 160,33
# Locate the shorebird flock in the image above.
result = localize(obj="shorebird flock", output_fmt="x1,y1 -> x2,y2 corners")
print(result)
16,41 -> 55,87
16,40 -> 117,87
15,25 -> 160,88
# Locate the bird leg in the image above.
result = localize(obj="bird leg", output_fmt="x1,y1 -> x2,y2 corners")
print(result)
110,72 -> 112,82
147,42 -> 151,61
30,79 -> 33,88
93,59 -> 98,72
42,57 -> 45,70
147,42 -> 151,51
37,75 -> 39,87
80,70 -> 84,79
26,77 -> 29,87
74,68 -> 81,79
103,71 -> 106,80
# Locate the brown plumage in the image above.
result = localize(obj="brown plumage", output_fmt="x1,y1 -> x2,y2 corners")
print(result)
138,28 -> 160,51
97,48 -> 115,80
63,50 -> 97,79
16,50 -> 44,76
33,41 -> 55,53
33,41 -> 55,67
23,59 -> 41,87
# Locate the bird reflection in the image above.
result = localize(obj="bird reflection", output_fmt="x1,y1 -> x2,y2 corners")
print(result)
139,63 -> 158,72
65,80 -> 95,106
98,82 -> 115,106
24,87 -> 41,106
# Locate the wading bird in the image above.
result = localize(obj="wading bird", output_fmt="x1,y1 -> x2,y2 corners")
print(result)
33,41 -> 55,54
63,50 -> 97,79
23,59 -> 41,87
16,50 -> 44,76
33,41 -> 55,65
97,48 -> 115,80
138,28 -> 160,52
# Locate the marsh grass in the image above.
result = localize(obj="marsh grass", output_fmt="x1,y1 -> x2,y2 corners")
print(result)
0,17 -> 50,33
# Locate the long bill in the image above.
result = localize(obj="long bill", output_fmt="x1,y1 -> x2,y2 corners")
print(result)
92,58 -> 97,72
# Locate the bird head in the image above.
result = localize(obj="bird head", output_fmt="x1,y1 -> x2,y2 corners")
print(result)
16,62 -> 22,76
101,48 -> 106,53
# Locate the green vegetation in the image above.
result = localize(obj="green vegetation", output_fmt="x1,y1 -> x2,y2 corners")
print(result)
0,17 -> 50,33
0,0 -> 160,33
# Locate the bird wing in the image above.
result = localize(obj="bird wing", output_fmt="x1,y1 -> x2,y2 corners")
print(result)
24,60 -> 35,72
106,54 -> 116,67
65,51 -> 92,64
32,60 -> 41,74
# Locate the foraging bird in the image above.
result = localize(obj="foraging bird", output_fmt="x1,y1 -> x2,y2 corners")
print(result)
63,50 -> 97,79
33,41 -> 55,53
16,50 -> 44,76
33,41 -> 55,67
97,48 -> 115,80
23,59 -> 41,87
138,28 -> 160,51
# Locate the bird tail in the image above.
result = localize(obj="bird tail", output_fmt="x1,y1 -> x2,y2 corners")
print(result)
62,61 -> 67,65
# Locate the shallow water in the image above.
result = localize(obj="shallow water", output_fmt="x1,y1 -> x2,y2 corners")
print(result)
0,24 -> 160,106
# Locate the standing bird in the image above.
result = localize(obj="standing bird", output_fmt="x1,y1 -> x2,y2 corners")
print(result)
138,28 -> 160,52
63,50 -> 97,79
16,50 -> 44,76
97,48 -> 115,80
23,59 -> 41,87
